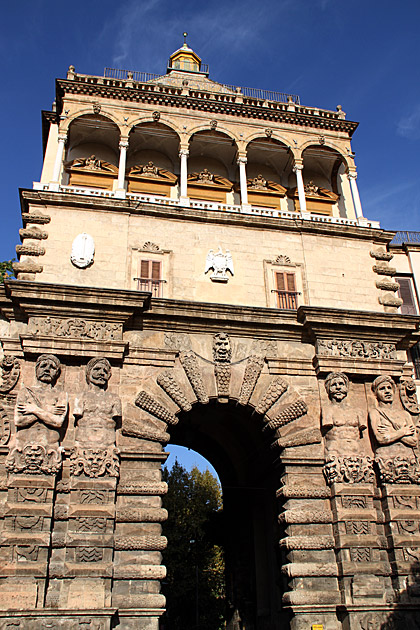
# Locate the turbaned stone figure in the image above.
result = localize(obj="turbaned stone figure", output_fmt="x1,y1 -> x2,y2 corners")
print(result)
71,357 -> 121,477
6,354 -> 68,474
322,372 -> 373,484
369,374 -> 419,484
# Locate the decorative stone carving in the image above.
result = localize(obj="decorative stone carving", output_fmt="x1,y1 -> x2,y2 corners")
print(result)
263,399 -> 308,432
323,455 -> 375,485
135,390 -> 178,425
117,481 -> 168,495
164,332 -> 192,352
379,294 -> 404,307
376,455 -> 419,484
317,339 -> 397,359
205,247 -> 234,283
250,338 -> 277,358
72,155 -> 112,171
16,244 -> 45,256
210,119 -> 217,130
255,377 -> 288,415
114,535 -> 167,550
152,111 -> 160,121
122,415 -> 170,444
6,354 -> 67,475
157,370 -> 192,411
400,378 -> 420,414
373,263 -> 397,276
276,485 -> 330,500
279,508 -> 331,524
369,375 -> 419,483
70,445 -> 119,478
275,254 -> 291,264
179,351 -> 209,403
29,317 -> 122,340
272,427 -> 321,451
0,356 -> 20,393
70,233 -> 95,269
213,333 -> 231,400
351,548 -> 371,563
265,128 -> 272,138
73,358 -> 121,478
238,355 -> 265,406
116,506 -> 168,523
345,520 -> 370,535
21,211 -> 51,225
19,226 -> 48,240
249,174 -> 268,190
12,259 -> 43,274
376,279 -> 400,291
322,372 -> 366,458
76,547 -> 103,562
279,535 -> 335,550
142,241 -> 160,252
370,249 -> 393,261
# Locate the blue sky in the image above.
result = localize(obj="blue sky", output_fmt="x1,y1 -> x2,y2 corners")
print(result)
1,0 -> 419,264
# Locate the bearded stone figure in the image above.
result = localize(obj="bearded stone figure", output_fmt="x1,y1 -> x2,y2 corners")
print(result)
322,372 -> 373,484
369,375 -> 419,484
71,358 -> 121,477
6,354 -> 68,474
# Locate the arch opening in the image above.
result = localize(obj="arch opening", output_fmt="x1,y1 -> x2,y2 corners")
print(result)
163,400 -> 283,630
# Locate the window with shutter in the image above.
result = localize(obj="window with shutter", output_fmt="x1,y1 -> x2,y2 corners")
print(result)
136,259 -> 163,297
396,276 -> 417,315
274,272 -> 298,309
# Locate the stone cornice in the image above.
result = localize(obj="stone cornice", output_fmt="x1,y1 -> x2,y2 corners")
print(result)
19,189 -> 395,243
297,305 -> 420,348
55,78 -> 359,136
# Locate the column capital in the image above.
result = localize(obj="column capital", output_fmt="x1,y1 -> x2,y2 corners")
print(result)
119,139 -> 129,150
347,170 -> 358,180
57,133 -> 68,144
293,162 -> 303,173
237,156 -> 247,165
179,148 -> 189,157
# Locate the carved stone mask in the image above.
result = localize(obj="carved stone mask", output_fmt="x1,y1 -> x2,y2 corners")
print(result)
85,449 -> 106,474
23,444 -> 44,471
213,334 -> 231,363
346,457 -> 361,480
394,456 -> 411,482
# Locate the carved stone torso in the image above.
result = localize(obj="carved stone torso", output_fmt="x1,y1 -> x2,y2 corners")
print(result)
14,385 -> 68,448
369,405 -> 418,459
322,402 -> 365,456
74,389 -> 122,448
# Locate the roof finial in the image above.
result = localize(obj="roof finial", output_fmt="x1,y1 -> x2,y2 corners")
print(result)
183,32 -> 188,46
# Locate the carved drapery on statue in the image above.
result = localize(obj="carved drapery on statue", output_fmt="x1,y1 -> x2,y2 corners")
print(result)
71,357 -> 121,478
321,372 -> 374,484
369,375 -> 420,484
6,354 -> 67,475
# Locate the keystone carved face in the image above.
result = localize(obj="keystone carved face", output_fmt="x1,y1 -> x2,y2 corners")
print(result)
23,444 -> 45,471
213,333 -> 232,363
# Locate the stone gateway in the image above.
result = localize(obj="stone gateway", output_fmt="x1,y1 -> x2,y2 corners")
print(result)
0,39 -> 419,630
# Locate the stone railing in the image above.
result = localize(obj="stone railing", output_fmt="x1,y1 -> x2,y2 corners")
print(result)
32,182 -> 380,228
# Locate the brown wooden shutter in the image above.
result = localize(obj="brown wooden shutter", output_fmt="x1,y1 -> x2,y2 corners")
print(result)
397,277 -> 417,315
151,261 -> 161,281
286,273 -> 296,292
140,260 -> 150,279
276,272 -> 285,291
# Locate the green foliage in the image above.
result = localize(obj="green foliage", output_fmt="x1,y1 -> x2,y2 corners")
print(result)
162,460 -> 226,630
0,260 -> 14,283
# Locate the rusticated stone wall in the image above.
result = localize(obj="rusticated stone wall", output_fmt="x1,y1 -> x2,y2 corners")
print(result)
0,281 -> 419,630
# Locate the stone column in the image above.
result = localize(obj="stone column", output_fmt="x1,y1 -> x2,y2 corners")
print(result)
293,162 -> 307,214
237,156 -> 249,206
51,132 -> 67,184
348,171 -> 364,220
179,148 -> 189,202
117,139 -> 129,196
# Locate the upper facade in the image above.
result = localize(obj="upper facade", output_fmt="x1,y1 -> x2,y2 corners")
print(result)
16,41 -> 403,313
